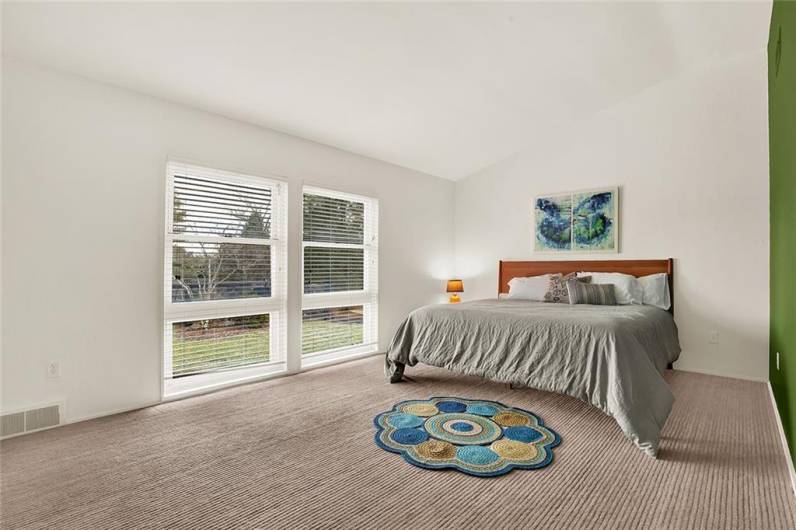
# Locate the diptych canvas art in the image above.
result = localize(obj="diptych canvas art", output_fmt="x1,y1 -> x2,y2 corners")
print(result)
534,187 -> 618,252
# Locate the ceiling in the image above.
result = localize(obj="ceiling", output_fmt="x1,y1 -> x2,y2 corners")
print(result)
2,2 -> 772,180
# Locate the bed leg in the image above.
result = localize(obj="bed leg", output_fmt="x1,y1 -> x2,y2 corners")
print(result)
389,362 -> 405,384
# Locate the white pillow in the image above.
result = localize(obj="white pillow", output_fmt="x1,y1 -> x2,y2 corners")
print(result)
506,274 -> 551,301
638,273 -> 671,310
577,272 -> 643,305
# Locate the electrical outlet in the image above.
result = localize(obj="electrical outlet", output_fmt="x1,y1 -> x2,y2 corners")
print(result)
46,361 -> 60,379
709,330 -> 719,344
777,352 -> 781,371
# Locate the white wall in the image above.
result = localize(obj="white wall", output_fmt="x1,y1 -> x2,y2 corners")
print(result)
1,59 -> 454,421
454,51 -> 770,381
1,45 -> 771,424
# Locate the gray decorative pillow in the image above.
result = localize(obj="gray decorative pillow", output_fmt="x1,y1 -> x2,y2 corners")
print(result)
566,279 -> 617,306
544,273 -> 591,304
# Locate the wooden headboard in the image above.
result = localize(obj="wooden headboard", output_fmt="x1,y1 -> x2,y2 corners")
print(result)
498,259 -> 674,314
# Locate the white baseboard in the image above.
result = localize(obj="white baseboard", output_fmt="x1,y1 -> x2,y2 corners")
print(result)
67,401 -> 161,425
3,352 -> 386,438
674,366 -> 768,383
1,400 -> 159,440
768,382 -> 796,497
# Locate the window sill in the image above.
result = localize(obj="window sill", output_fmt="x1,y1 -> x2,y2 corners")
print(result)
301,343 -> 380,369
160,348 -> 384,403
163,361 -> 287,401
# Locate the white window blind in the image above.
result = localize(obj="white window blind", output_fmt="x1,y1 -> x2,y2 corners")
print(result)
302,187 -> 378,363
164,162 -> 287,395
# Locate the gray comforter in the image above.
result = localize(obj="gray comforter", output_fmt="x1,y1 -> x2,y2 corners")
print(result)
385,299 -> 681,457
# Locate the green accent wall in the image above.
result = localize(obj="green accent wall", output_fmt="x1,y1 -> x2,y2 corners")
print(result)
770,0 -> 796,461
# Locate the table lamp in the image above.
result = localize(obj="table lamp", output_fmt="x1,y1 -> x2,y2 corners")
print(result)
446,279 -> 463,303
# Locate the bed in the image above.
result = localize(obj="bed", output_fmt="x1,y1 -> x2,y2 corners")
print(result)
385,259 -> 681,457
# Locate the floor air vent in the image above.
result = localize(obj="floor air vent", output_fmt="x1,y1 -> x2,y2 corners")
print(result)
1,412 -> 25,437
1,404 -> 62,438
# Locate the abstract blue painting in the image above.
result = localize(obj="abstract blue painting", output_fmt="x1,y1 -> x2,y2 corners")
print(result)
534,188 -> 618,252
534,194 -> 572,251
572,189 -> 617,251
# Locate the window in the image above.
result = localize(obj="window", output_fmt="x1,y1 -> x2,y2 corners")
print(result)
302,187 -> 378,364
164,162 -> 287,397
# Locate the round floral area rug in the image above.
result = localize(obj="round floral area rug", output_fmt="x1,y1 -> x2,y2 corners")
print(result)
373,397 -> 561,477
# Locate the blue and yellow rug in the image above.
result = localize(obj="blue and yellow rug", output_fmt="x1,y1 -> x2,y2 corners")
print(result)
373,397 -> 561,477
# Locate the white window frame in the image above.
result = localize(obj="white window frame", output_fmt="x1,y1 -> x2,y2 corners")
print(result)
163,161 -> 288,398
301,186 -> 378,366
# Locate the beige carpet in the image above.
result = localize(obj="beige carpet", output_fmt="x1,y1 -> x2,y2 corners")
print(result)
2,357 -> 795,529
